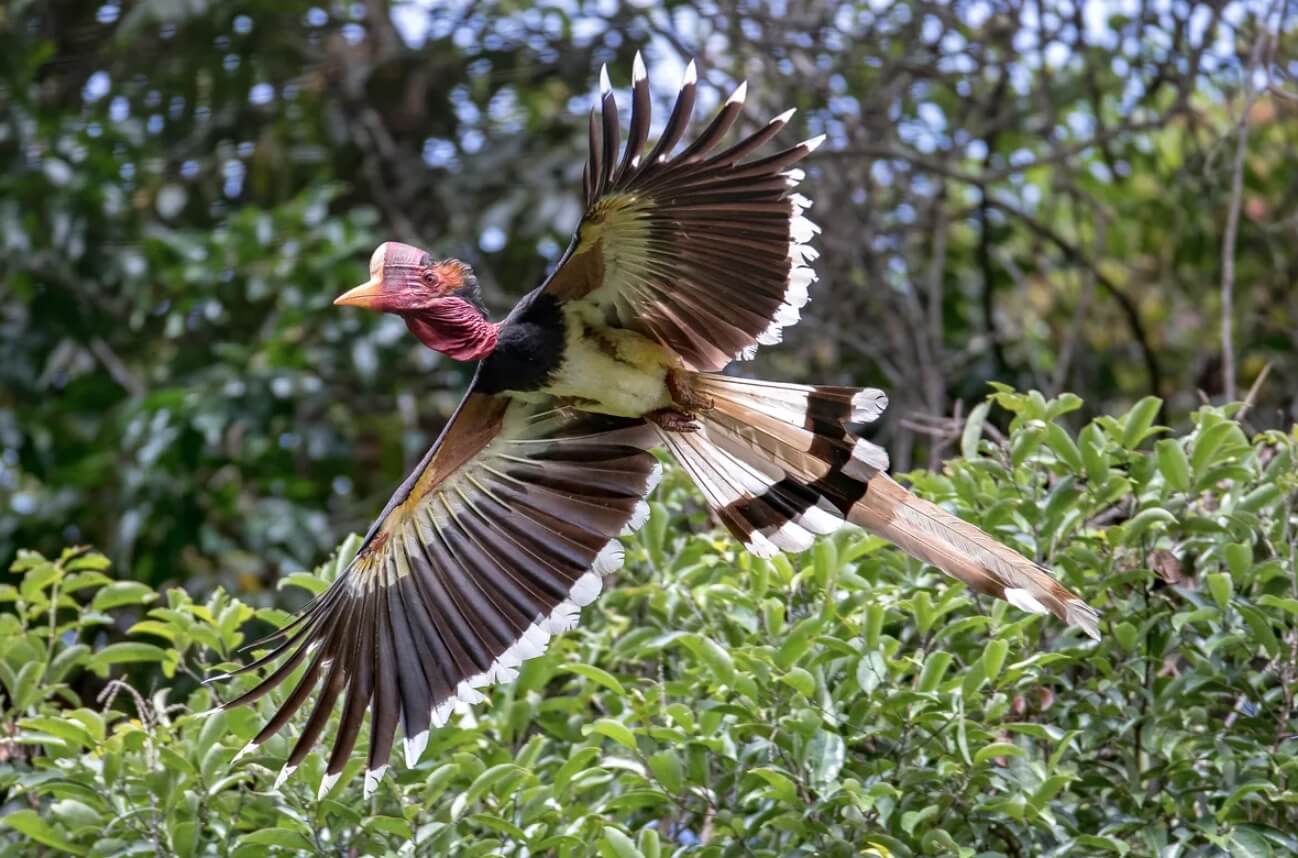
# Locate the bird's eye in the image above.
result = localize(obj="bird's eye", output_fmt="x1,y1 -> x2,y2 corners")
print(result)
421,269 -> 439,286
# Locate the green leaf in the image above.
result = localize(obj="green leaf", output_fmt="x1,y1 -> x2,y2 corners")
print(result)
87,642 -> 167,672
1155,439 -> 1191,491
638,827 -> 661,858
777,616 -> 823,669
1122,507 -> 1176,543
1120,396 -> 1163,449
561,663 -> 626,697
364,815 -> 415,840
554,748 -> 598,793
981,639 -> 1009,684
961,401 -> 991,460
90,581 -> 156,612
2,809 -> 88,855
973,742 -> 1023,766
1217,781 -> 1273,821
238,828 -> 314,851
1114,621 -> 1140,652
1079,423 -> 1110,484
748,767 -> 799,803
805,729 -> 845,785
585,718 -> 638,752
780,667 -> 816,698
276,571 -> 329,596
1207,572 -> 1233,610
678,633 -> 736,687
1237,603 -> 1282,658
1190,420 -> 1236,473
1229,826 -> 1274,858
648,749 -> 684,794
1044,423 -> 1083,472
917,649 -> 952,692
601,828 -> 644,858
901,804 -> 939,835
856,650 -> 887,694
19,715 -> 96,749
1258,595 -> 1298,617
1226,542 -> 1253,580
66,552 -> 110,572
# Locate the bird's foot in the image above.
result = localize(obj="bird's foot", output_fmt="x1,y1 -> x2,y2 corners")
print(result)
646,408 -> 701,433
666,369 -> 714,413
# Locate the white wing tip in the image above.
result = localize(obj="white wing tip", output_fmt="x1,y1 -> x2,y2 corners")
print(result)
231,740 -> 258,763
404,730 -> 429,768
545,601 -> 582,634
745,531 -> 781,559
600,64 -> 612,96
646,461 -> 663,494
570,571 -> 603,607
621,499 -> 650,535
683,59 -> 697,86
771,107 -> 796,125
272,763 -> 298,790
1005,587 -> 1050,616
593,540 -> 625,577
317,770 -> 340,801
632,52 -> 646,82
850,389 -> 889,423
727,80 -> 748,105
363,764 -> 388,799
803,133 -> 827,152
770,520 -> 815,553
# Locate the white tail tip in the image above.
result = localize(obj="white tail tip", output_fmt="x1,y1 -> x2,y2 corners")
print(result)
317,770 -> 340,801
683,59 -> 697,86
273,763 -> 297,790
632,52 -> 646,82
599,64 -> 612,96
231,741 -> 258,763
404,730 -> 429,768
1067,600 -> 1102,640
727,80 -> 748,105
363,765 -> 388,799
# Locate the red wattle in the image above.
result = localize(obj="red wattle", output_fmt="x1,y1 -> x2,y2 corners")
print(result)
404,299 -> 498,361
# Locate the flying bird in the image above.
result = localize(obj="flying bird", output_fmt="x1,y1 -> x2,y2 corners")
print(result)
219,55 -> 1100,797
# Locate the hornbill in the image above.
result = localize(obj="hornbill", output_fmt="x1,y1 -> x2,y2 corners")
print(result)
219,55 -> 1100,797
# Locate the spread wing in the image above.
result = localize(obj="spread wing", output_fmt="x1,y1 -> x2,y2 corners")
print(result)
219,386 -> 660,797
544,54 -> 824,371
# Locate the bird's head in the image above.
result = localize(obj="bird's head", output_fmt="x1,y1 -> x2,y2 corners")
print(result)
335,241 -> 497,361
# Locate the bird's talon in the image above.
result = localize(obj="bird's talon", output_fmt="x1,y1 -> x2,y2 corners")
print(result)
666,369 -> 714,413
647,408 -> 701,433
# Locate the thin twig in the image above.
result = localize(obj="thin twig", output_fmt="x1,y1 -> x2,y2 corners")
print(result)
1236,360 -> 1273,422
1221,6 -> 1278,402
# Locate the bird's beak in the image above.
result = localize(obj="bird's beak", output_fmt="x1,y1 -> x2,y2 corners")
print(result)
334,277 -> 384,308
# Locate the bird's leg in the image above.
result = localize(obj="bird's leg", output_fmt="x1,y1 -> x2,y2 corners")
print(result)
645,408 -> 700,432
666,368 -> 715,414
646,370 -> 713,433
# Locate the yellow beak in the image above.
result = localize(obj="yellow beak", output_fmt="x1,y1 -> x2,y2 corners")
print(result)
334,277 -> 384,308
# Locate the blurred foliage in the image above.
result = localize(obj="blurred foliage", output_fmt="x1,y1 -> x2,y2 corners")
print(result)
2,0 -> 1297,592
4,390 -> 1298,855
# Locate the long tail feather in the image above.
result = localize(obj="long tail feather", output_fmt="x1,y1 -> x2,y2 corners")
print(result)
666,373 -> 1100,639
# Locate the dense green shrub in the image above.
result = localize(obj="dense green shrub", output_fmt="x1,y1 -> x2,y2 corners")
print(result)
2,389 -> 1297,856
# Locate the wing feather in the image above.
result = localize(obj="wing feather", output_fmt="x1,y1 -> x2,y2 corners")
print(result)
544,56 -> 822,370
223,389 -> 660,797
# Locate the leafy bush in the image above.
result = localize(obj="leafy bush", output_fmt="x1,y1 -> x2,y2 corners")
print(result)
2,389 -> 1297,856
